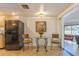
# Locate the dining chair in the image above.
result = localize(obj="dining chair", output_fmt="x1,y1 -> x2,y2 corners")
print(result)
22,34 -> 33,51
51,34 -> 60,50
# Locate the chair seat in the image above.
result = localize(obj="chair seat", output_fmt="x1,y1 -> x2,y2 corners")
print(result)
51,41 -> 60,43
51,40 -> 60,43
24,40 -> 32,44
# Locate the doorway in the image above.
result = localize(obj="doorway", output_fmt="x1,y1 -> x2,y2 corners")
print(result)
64,24 -> 79,56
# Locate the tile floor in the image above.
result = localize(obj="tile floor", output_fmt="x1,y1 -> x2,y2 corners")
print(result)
0,40 -> 78,56
0,47 -> 64,56
64,40 -> 79,56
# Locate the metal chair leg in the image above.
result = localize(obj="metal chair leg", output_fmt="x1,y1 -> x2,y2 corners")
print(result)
31,38 -> 33,50
51,42 -> 53,50
23,44 -> 25,52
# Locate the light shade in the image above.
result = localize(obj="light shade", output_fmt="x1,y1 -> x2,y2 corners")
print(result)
35,11 -> 48,16
11,12 -> 16,16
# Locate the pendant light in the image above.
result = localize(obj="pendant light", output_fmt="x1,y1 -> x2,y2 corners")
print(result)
35,4 -> 47,16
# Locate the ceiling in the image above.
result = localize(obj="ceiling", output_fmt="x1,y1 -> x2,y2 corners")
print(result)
64,4 -> 79,25
0,3 -> 72,17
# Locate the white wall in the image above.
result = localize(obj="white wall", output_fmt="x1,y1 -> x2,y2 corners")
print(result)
20,16 -> 59,46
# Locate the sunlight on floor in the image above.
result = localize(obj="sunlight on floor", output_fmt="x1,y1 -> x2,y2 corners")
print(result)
0,47 -> 64,56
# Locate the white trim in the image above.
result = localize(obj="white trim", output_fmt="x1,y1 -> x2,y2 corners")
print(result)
57,4 -> 77,18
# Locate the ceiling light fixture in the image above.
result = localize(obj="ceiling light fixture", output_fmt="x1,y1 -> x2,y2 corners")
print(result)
11,12 -> 17,16
11,12 -> 19,20
35,4 -> 47,16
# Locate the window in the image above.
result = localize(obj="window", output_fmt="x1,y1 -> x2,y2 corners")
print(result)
64,26 -> 72,35
65,25 -> 79,35
72,25 -> 79,35
0,28 -> 4,34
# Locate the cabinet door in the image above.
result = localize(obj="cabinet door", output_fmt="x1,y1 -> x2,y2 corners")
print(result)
5,35 -> 12,44
0,34 -> 4,48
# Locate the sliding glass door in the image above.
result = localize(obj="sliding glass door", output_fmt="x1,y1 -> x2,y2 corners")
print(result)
72,25 -> 79,35
64,25 -> 79,42
64,26 -> 72,35
65,25 -> 79,35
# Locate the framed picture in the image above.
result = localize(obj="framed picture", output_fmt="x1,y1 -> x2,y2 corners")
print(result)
36,21 -> 46,33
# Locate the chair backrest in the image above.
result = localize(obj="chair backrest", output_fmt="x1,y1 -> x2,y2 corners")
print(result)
23,34 -> 29,38
52,34 -> 60,43
52,34 -> 59,38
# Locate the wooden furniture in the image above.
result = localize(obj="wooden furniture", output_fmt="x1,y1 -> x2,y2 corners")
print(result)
5,20 -> 24,50
0,33 -> 4,48
36,37 -> 48,52
51,34 -> 60,50
23,34 -> 33,51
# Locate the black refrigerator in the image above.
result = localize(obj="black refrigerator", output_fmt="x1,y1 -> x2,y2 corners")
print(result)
5,20 -> 24,50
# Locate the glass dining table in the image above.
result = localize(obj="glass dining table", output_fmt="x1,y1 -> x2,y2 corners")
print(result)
35,37 -> 48,52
